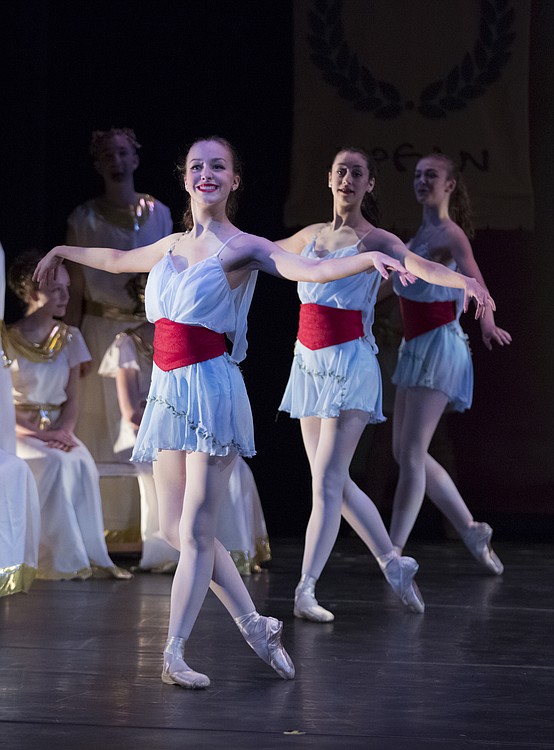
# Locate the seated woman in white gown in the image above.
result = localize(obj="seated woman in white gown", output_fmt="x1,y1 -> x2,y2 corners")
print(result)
98,275 -> 271,575
0,242 -> 40,597
5,250 -> 132,581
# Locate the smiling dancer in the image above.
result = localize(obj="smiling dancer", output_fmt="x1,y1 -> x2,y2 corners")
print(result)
388,153 -> 511,574
34,135 -> 413,689
276,146 -> 494,622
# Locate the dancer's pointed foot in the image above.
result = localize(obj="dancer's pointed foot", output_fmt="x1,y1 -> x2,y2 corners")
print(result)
461,522 -> 504,575
293,574 -> 335,623
235,612 -> 295,679
161,636 -> 210,689
377,551 -> 425,614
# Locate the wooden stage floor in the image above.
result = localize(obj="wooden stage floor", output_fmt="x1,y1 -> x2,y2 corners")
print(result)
1,536 -> 553,750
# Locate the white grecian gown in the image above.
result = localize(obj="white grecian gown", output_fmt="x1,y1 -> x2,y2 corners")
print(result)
99,326 -> 180,572
67,196 -> 173,542
0,243 -> 40,596
9,323 -> 128,580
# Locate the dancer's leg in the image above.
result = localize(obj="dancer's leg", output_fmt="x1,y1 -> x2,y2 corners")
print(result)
424,433 -> 503,574
296,410 -> 423,617
299,411 -> 368,580
390,387 -> 503,574
212,537 -> 295,679
341,477 -> 395,558
341,476 -> 425,614
154,452 -> 294,683
424,455 -> 473,532
210,537 -> 255,617
389,387 -> 448,551
154,450 -> 235,688
293,413 -> 363,621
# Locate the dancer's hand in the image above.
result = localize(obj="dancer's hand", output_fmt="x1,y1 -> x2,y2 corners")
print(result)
368,252 -> 417,285
41,428 -> 78,452
33,248 -> 65,288
463,277 -> 496,319
481,321 -> 512,350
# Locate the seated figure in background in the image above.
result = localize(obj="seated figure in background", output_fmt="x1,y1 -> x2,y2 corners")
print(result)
6,250 -> 132,580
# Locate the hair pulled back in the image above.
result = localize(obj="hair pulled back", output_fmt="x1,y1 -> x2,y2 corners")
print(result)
333,146 -> 381,226
423,153 -> 474,238
177,136 -> 243,231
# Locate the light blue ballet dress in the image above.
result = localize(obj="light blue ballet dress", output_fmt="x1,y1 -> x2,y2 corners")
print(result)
132,234 -> 257,461
279,240 -> 384,422
392,241 -> 473,412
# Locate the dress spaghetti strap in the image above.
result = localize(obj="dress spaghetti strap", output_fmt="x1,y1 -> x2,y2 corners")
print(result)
355,227 -> 374,247
217,231 -> 245,256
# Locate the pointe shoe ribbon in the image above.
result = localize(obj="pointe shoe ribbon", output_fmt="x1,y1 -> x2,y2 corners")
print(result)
377,551 -> 425,614
235,612 -> 295,680
161,636 -> 210,689
294,574 -> 335,623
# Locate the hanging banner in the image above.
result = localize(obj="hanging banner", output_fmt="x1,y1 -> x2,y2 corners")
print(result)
285,0 -> 533,232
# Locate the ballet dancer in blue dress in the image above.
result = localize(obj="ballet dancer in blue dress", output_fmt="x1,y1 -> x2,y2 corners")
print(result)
276,147 -> 495,622
34,136 -> 414,688
389,153 -> 511,573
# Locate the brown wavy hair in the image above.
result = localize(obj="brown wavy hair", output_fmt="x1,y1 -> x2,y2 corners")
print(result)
7,249 -> 44,303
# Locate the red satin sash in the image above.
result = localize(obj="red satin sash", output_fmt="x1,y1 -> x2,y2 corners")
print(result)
297,303 -> 364,351
399,297 -> 457,342
153,319 -> 226,371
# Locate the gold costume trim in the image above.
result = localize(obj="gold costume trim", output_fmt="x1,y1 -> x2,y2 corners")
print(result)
93,193 -> 156,231
255,537 -> 272,564
16,402 -> 61,431
124,327 -> 154,361
84,300 -> 145,321
5,323 -> 72,363
36,565 -> 92,581
104,525 -> 142,545
229,536 -> 272,576
1,320 -> 13,367
0,563 -> 37,597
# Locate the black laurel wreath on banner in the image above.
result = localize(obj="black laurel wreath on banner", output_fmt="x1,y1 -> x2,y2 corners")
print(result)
307,0 -> 515,119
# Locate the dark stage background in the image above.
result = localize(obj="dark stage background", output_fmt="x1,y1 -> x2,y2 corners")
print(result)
1,1 -> 553,538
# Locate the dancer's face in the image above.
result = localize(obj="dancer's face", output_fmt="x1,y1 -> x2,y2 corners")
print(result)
184,140 -> 240,208
94,134 -> 139,183
328,151 -> 375,206
30,265 -> 70,318
413,157 -> 455,207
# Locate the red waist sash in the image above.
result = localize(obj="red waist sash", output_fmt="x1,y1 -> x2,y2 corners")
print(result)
399,297 -> 457,342
153,319 -> 226,371
297,303 -> 364,351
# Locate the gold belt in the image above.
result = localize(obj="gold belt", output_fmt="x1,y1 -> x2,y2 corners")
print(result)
16,402 -> 62,430
84,300 -> 145,322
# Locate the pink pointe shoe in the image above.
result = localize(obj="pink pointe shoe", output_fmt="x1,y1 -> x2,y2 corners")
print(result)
161,636 -> 210,689
294,574 -> 335,623
377,551 -> 425,614
235,612 -> 295,679
461,522 -> 504,575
